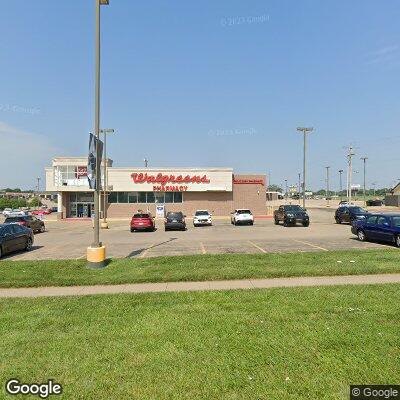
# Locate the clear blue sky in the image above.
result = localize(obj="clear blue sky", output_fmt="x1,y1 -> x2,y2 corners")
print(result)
1,0 -> 399,191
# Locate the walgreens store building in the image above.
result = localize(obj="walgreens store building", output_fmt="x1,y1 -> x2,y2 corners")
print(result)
45,157 -> 267,219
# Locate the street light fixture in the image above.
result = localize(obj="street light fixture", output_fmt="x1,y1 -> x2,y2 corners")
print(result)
297,127 -> 314,208
87,0 -> 110,269
100,128 -> 114,229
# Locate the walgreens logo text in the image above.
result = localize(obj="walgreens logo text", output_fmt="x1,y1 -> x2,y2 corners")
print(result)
131,173 -> 210,185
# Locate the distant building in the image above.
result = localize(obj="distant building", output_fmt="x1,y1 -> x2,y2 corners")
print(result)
385,183 -> 400,207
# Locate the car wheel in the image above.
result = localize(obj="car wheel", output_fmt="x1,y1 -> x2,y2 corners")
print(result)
395,235 -> 400,248
130,228 -> 134,232
25,238 -> 33,251
303,221 -> 310,227
335,217 -> 341,224
40,225 -> 46,233
357,230 -> 366,242
274,218 -> 279,225
250,221 -> 254,226
283,219 -> 288,227
0,245 -> 2,259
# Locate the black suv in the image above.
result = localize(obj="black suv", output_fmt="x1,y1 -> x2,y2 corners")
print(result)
334,206 -> 368,224
274,205 -> 310,227
164,212 -> 186,231
4,215 -> 45,233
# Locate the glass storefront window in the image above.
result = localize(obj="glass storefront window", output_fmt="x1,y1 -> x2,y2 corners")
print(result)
138,192 -> 147,203
147,192 -> 155,203
164,192 -> 174,203
118,192 -> 129,203
155,192 -> 165,203
128,193 -> 138,203
108,192 -> 118,203
174,192 -> 183,203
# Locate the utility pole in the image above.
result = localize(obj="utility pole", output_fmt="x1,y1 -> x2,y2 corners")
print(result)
346,145 -> 355,203
325,166 -> 330,207
338,170 -> 344,200
372,182 -> 377,197
36,177 -> 40,193
297,127 -> 314,208
298,173 -> 301,204
285,179 -> 288,202
361,157 -> 368,206
87,0 -> 110,269
100,128 -> 114,229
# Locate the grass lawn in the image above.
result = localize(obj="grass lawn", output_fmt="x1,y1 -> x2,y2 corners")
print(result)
0,250 -> 399,288
0,284 -> 399,399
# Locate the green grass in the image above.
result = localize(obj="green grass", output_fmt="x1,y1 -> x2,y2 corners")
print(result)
0,284 -> 399,399
0,250 -> 399,288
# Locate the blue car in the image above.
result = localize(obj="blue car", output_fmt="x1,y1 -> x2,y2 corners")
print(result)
351,213 -> 400,247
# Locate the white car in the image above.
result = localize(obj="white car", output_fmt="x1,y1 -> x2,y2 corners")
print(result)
8,209 -> 26,217
231,209 -> 254,226
193,210 -> 212,227
2,208 -> 12,217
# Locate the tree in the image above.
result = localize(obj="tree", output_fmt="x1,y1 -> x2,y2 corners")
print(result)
29,197 -> 42,208
267,184 -> 282,192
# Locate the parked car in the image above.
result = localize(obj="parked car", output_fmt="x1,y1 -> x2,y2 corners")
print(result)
164,211 -> 186,231
366,199 -> 384,207
0,223 -> 34,258
32,208 -> 51,215
193,210 -> 212,227
231,209 -> 254,226
274,205 -> 310,227
4,215 -> 45,233
50,206 -> 58,212
335,206 -> 368,224
2,208 -> 12,217
6,209 -> 26,217
130,212 -> 155,232
351,213 -> 400,247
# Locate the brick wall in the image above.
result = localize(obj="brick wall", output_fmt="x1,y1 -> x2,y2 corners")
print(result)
232,174 -> 266,216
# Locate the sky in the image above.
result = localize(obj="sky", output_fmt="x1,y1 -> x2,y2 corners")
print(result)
1,0 -> 399,191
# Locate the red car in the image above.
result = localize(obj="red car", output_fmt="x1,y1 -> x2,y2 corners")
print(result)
130,212 -> 155,232
32,208 -> 52,215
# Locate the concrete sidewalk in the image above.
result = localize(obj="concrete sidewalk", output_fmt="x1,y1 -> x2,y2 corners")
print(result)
1,273 -> 400,299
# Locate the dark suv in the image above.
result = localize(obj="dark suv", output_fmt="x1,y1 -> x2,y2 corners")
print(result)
164,212 -> 186,231
335,206 -> 368,224
4,215 -> 45,233
274,205 -> 310,227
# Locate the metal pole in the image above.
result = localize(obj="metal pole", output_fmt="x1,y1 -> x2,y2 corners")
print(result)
303,132 -> 306,208
361,157 -> 367,206
93,0 -> 101,247
298,173 -> 301,204
325,166 -> 330,207
285,179 -> 288,202
339,170 -> 343,201
103,131 -> 107,224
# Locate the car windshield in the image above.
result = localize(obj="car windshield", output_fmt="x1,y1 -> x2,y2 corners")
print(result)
237,210 -> 251,214
5,217 -> 23,222
284,205 -> 303,211
350,207 -> 367,214
167,212 -> 183,218
133,214 -> 149,218
392,216 -> 400,227
195,211 -> 209,216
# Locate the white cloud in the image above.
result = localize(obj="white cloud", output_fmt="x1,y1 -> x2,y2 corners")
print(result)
0,121 -> 62,190
366,44 -> 400,66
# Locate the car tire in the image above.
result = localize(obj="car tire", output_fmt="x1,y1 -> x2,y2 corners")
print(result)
274,218 -> 279,225
302,221 -> 310,227
250,221 -> 254,226
335,217 -> 341,224
0,245 -> 2,259
357,230 -> 366,242
40,225 -> 46,233
395,235 -> 400,248
25,238 -> 33,251
283,219 -> 288,227
130,228 -> 134,233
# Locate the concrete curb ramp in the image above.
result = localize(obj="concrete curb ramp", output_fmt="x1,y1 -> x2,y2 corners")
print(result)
1,273 -> 400,299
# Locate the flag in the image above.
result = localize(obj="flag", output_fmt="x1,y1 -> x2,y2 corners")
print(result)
87,133 -> 103,189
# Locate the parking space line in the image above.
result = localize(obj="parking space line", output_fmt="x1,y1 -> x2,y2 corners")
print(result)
140,243 -> 156,258
293,239 -> 329,252
200,242 -> 206,254
248,241 -> 267,253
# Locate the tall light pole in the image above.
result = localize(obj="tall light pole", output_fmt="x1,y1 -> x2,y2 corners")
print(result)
298,173 -> 301,204
338,169 -> 344,200
297,127 -> 314,208
346,145 -> 355,203
144,158 -> 149,168
361,157 -> 368,206
325,166 -> 330,207
100,128 -> 114,229
285,179 -> 288,202
87,0 -> 110,269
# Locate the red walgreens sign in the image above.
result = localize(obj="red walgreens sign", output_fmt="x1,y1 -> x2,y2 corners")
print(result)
233,178 -> 264,185
75,166 -> 87,178
131,173 -> 210,185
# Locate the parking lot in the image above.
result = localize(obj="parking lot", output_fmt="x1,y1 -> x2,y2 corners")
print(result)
1,208 -> 395,261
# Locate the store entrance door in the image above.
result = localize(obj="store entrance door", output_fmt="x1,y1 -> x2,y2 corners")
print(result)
76,203 -> 93,218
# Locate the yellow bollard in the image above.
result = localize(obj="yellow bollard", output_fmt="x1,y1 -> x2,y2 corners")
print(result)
86,245 -> 106,269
